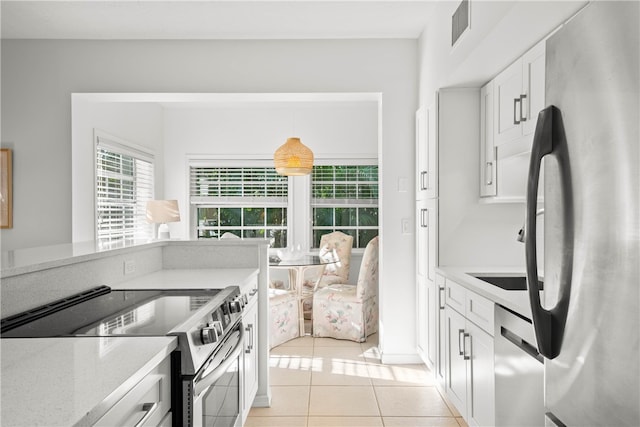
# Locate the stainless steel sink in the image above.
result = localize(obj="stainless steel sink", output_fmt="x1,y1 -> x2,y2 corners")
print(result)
471,275 -> 543,291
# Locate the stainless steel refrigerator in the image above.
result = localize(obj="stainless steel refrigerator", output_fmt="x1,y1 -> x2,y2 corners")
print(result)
524,1 -> 639,426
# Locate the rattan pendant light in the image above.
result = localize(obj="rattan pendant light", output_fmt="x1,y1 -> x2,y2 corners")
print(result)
274,137 -> 314,176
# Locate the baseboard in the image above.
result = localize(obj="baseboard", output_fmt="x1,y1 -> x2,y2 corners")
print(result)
252,392 -> 272,408
380,352 -> 424,365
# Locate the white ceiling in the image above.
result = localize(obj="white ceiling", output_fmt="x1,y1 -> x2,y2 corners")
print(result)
1,1 -> 437,40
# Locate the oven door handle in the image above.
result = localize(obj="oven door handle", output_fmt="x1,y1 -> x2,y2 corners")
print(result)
194,325 -> 244,397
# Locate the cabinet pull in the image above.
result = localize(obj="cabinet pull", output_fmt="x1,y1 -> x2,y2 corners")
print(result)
462,332 -> 471,360
519,94 -> 527,122
458,329 -> 465,356
513,98 -> 521,125
438,286 -> 445,310
420,171 -> 429,190
249,288 -> 258,296
421,209 -> 429,228
134,402 -> 158,427
485,162 -> 493,185
245,324 -> 254,353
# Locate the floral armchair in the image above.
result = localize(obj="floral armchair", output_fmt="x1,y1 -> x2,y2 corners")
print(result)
312,236 -> 379,342
269,288 -> 300,348
318,231 -> 354,287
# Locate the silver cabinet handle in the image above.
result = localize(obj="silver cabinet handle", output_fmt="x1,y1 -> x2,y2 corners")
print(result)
438,286 -> 445,310
134,402 -> 158,427
513,98 -> 521,125
519,94 -> 528,122
485,162 -> 493,185
420,171 -> 429,190
462,332 -> 471,360
421,209 -> 429,228
458,329 -> 465,356
249,288 -> 258,296
245,324 -> 254,353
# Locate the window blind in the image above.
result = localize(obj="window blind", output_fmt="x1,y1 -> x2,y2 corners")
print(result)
96,136 -> 154,242
311,164 -> 379,248
189,165 -> 289,246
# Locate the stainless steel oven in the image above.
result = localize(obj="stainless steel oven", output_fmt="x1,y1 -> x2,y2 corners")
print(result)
180,321 -> 243,427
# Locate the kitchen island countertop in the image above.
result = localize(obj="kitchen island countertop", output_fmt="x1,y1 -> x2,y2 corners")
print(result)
1,336 -> 176,427
112,267 -> 259,290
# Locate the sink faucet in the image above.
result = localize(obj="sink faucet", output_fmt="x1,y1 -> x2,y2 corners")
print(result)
517,209 -> 545,243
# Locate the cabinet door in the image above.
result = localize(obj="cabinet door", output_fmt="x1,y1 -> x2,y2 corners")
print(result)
445,306 -> 468,414
242,300 -> 259,421
494,58 -> 524,146
480,81 -> 497,197
426,278 -> 437,369
466,322 -> 495,427
522,41 -> 546,137
426,102 -> 438,199
435,275 -> 447,388
416,275 -> 428,364
415,103 -> 438,200
416,106 -> 429,200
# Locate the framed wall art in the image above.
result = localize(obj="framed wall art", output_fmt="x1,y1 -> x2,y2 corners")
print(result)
1,148 -> 13,228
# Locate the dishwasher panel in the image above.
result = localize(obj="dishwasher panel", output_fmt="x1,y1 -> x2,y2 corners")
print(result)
494,304 -> 544,426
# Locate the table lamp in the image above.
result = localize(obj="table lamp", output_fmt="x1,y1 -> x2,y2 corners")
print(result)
146,199 -> 180,239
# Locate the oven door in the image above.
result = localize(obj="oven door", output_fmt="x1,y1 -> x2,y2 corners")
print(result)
186,322 -> 244,427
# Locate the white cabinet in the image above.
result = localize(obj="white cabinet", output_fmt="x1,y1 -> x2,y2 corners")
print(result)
94,356 -> 172,427
482,39 -> 546,202
435,274 -> 447,389
415,103 -> 438,200
242,288 -> 259,423
494,40 -> 546,149
416,199 -> 438,368
480,81 -> 496,197
444,279 -> 495,427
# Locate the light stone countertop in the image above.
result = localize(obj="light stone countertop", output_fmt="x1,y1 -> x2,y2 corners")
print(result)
111,268 -> 259,290
0,336 -> 177,427
436,266 -> 538,319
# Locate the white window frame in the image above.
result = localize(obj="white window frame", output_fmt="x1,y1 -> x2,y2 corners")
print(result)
94,130 -> 155,243
310,158 -> 379,250
187,158 -> 293,247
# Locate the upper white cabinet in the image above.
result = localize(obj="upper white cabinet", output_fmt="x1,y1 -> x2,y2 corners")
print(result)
481,39 -> 546,202
416,103 -> 438,200
480,81 -> 496,197
494,40 -> 546,149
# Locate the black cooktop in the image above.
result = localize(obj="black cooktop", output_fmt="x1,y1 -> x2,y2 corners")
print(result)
1,287 -> 221,338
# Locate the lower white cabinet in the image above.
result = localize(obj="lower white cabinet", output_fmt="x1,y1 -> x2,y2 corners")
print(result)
94,355 -> 171,427
444,279 -> 495,427
242,291 -> 259,423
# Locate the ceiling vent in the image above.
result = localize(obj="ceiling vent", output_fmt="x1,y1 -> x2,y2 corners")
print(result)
452,0 -> 470,46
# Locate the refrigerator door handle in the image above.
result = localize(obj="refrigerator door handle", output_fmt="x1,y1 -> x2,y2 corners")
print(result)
525,105 -> 573,360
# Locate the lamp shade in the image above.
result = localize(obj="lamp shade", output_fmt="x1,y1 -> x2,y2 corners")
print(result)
274,137 -> 314,176
146,200 -> 181,224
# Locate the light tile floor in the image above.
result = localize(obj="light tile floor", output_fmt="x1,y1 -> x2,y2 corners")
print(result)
247,335 -> 468,427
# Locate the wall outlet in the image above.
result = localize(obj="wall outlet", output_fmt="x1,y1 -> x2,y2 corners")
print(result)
401,218 -> 411,234
124,259 -> 136,275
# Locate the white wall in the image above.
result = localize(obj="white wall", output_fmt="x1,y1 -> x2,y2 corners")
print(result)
162,101 -> 378,244
418,1 -> 586,268
1,39 -> 418,359
71,98 -> 165,242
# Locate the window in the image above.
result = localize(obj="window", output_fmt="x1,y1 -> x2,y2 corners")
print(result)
189,165 -> 289,248
311,164 -> 379,248
95,134 -> 154,242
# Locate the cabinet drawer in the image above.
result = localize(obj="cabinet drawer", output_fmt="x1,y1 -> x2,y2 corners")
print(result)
465,291 -> 494,336
445,279 -> 466,315
95,356 -> 171,427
